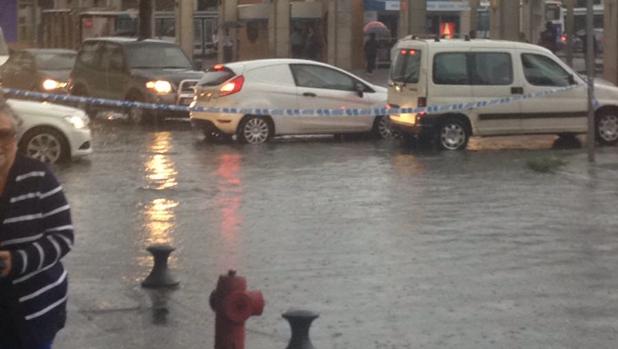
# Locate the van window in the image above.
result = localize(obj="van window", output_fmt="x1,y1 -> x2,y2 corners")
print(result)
391,49 -> 421,84
433,53 -> 468,85
521,54 -> 571,87
471,53 -> 513,85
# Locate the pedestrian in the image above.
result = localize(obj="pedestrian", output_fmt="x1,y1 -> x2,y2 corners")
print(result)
364,33 -> 378,74
538,21 -> 557,53
0,96 -> 74,349
290,26 -> 304,58
303,27 -> 322,61
579,29 -> 599,57
222,28 -> 234,63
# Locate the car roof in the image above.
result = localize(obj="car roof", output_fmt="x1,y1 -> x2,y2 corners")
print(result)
217,58 -> 377,88
222,58 -> 345,72
82,37 -> 176,45
397,38 -> 549,52
22,48 -> 77,55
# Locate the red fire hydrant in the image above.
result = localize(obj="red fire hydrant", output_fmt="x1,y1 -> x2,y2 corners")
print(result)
210,270 -> 265,349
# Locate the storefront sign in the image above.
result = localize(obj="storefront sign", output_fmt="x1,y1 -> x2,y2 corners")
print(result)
427,1 -> 470,12
364,0 -> 400,12
385,1 -> 400,11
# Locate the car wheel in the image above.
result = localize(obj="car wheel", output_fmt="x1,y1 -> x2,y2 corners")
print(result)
437,118 -> 469,151
237,116 -> 273,144
372,116 -> 400,140
19,127 -> 69,164
595,111 -> 618,146
127,94 -> 157,125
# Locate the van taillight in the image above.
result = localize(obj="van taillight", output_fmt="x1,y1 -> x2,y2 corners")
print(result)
417,97 -> 427,107
219,75 -> 244,96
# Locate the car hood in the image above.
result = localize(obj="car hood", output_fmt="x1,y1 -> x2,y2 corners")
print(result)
130,68 -> 206,85
594,78 -> 618,102
373,85 -> 387,94
7,99 -> 84,117
39,69 -> 71,82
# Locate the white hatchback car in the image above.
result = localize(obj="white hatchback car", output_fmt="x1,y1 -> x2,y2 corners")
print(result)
388,38 -> 618,150
190,59 -> 393,144
7,99 -> 92,163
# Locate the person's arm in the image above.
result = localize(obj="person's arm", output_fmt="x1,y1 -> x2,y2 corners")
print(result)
9,170 -> 74,278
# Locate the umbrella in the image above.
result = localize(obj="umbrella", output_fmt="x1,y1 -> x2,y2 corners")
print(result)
363,21 -> 390,35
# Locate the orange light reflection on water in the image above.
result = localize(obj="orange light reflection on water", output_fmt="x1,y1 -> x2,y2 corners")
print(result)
143,132 -> 178,248
215,153 -> 243,269
145,132 -> 178,190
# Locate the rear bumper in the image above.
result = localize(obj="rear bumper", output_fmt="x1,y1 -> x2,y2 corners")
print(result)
190,110 -> 242,134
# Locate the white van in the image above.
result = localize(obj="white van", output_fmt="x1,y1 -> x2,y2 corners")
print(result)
0,27 -> 8,67
388,37 -> 618,150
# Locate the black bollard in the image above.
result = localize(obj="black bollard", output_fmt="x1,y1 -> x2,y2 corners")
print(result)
141,244 -> 179,288
282,309 -> 319,349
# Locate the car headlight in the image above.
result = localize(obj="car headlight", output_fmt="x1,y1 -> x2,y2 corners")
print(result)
146,80 -> 173,94
64,113 -> 89,129
42,79 -> 67,91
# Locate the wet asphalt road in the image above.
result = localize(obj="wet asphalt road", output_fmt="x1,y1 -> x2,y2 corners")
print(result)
52,119 -> 618,348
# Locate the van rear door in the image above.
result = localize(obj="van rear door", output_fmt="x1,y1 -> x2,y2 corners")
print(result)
388,43 -> 427,125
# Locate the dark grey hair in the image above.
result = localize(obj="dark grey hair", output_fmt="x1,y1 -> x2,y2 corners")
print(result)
0,94 -> 23,131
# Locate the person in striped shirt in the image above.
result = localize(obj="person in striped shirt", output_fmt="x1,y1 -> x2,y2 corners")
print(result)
0,99 -> 74,349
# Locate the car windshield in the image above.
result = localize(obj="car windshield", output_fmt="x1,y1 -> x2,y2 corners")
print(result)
391,49 -> 421,84
126,43 -> 192,69
34,52 -> 76,70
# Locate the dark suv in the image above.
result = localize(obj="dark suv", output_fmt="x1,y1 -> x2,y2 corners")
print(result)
69,37 -> 205,122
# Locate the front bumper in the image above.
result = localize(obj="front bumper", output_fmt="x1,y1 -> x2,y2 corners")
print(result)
68,128 -> 93,158
389,113 -> 437,137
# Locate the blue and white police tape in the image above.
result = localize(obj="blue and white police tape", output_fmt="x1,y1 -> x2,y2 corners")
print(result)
1,84 -> 589,117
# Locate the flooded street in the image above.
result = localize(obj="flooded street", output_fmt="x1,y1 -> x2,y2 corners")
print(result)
54,120 -> 618,348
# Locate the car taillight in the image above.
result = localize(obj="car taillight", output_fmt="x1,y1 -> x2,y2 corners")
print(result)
219,75 -> 244,97
417,97 -> 427,107
560,34 -> 567,43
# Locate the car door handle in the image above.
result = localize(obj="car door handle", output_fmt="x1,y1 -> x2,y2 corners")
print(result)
302,92 -> 317,97
511,87 -> 524,95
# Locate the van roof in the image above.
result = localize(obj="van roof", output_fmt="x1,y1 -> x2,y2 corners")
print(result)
397,38 -> 549,53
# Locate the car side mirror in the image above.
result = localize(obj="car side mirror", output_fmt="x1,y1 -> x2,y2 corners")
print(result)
568,74 -> 576,85
355,82 -> 365,98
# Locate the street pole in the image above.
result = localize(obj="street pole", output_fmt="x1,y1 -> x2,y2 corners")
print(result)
565,0 -> 574,67
469,0 -> 480,37
138,0 -> 152,39
409,0 -> 427,35
586,0 -> 595,162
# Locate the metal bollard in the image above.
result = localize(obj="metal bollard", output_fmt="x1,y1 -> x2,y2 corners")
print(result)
282,309 -> 319,349
141,244 -> 179,288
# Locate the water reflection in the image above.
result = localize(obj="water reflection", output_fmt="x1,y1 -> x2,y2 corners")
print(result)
145,132 -> 178,190
144,199 -> 179,245
143,132 -> 178,247
215,153 -> 243,268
